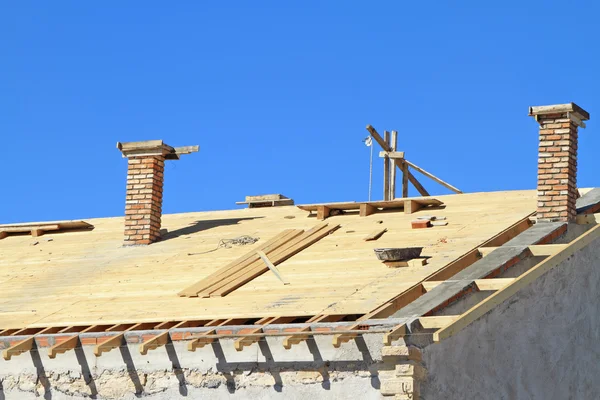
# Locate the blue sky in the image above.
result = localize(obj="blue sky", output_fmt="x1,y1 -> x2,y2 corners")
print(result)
1,2 -> 598,223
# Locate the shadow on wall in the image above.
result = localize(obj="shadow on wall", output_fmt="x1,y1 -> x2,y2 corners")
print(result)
162,217 -> 264,241
15,338 -> 381,397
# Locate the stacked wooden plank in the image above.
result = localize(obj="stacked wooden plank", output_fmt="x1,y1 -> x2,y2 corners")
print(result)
0,220 -> 93,240
178,222 -> 340,298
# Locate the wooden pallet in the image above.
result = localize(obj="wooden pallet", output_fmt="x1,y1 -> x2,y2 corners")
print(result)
297,198 -> 443,220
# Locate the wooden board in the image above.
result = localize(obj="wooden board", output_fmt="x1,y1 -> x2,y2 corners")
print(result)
0,190 -> 537,330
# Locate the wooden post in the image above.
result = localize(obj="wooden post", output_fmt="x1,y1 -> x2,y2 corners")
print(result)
389,131 -> 397,200
383,131 -> 390,201
402,160 -> 409,198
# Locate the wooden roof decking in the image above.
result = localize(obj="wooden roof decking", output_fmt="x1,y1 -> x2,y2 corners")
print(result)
0,190 -> 537,330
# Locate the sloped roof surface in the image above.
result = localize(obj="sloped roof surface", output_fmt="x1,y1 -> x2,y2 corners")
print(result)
0,190 -> 536,329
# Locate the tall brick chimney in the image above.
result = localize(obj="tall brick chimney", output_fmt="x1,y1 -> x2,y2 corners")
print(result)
529,103 -> 590,222
117,140 -> 199,245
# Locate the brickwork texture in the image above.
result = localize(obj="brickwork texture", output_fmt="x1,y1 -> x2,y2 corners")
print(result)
536,113 -> 578,222
124,156 -> 165,245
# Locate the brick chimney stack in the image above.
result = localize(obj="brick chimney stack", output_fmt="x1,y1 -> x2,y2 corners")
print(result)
529,103 -> 590,222
117,141 -> 199,245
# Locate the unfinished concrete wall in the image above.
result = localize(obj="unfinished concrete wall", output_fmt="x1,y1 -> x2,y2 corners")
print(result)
421,235 -> 600,400
0,334 -> 387,399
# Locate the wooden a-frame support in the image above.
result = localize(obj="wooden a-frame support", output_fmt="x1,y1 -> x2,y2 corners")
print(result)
367,125 -> 462,198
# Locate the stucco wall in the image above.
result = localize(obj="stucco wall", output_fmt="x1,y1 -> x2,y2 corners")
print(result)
421,235 -> 600,400
0,333 -> 386,399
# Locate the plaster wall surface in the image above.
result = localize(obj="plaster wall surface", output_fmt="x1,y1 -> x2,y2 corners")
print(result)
0,333 -> 386,399
421,235 -> 600,400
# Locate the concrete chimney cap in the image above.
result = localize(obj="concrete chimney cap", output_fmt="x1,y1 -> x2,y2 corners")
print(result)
117,140 -> 199,160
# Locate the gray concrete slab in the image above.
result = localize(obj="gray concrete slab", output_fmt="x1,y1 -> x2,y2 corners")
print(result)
576,187 -> 600,214
503,222 -> 565,246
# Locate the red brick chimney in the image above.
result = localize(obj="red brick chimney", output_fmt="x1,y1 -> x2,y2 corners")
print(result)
117,141 -> 199,245
529,103 -> 590,222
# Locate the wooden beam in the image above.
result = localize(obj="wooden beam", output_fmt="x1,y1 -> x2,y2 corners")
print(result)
126,322 -> 158,331
404,159 -> 462,194
404,200 -> 422,214
256,250 -> 290,285
576,213 -> 600,224
383,316 -> 458,345
188,329 -> 217,351
474,278 -> 515,291
0,231 -> 7,240
528,244 -> 568,256
363,228 -> 387,241
37,327 -> 63,335
383,324 -> 406,345
48,335 -> 79,359
31,228 -> 44,237
378,151 -> 405,159
139,331 -> 170,355
390,131 -> 398,200
94,333 -> 124,357
433,224 -> 600,342
383,259 -> 427,268
106,324 -> 134,332
401,160 -> 409,198
283,315 -> 345,349
359,203 -> 376,217
187,319 -> 248,351
366,125 -> 391,152
423,278 -> 515,292
154,321 -> 178,330
383,131 -> 390,201
406,169 -> 430,196
370,125 -> 430,197
234,317 -> 296,351
11,327 -> 44,336
190,328 -> 389,341
418,315 -> 458,329
316,205 -> 330,221
3,337 -> 34,361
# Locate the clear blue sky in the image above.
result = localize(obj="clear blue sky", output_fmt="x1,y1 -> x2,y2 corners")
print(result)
1,2 -> 598,223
